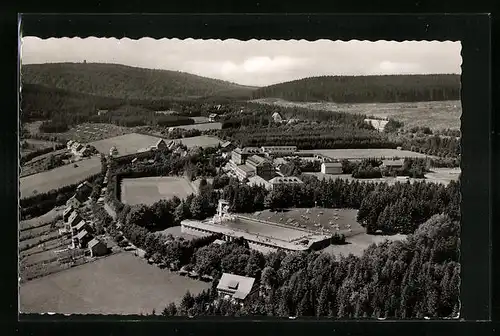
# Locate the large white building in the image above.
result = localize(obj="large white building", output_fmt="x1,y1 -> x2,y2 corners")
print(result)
321,162 -> 343,175
261,146 -> 297,157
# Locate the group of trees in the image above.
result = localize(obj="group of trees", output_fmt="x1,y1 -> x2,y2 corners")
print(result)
162,213 -> 459,319
221,124 -> 398,150
251,74 -> 460,103
348,158 -> 429,179
401,135 -> 460,158
279,159 -> 322,176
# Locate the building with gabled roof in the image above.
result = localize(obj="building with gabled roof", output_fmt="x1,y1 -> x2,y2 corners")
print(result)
155,138 -> 167,149
74,229 -> 93,248
321,162 -> 343,175
382,159 -> 405,169
272,112 -> 283,123
63,206 -> 74,222
261,146 -> 297,157
268,176 -> 304,189
217,273 -> 257,303
88,238 -> 108,257
67,210 -> 83,228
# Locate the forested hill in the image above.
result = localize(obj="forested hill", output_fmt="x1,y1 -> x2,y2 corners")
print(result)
252,74 -> 461,103
21,63 -> 257,100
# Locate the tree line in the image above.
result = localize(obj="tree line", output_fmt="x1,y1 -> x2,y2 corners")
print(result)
251,74 -> 460,103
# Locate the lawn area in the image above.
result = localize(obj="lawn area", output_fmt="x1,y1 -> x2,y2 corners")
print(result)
322,233 -> 407,257
248,208 -> 363,238
253,99 -> 461,131
20,157 -> 102,198
19,252 -> 211,315
171,122 -> 222,131
121,176 -> 196,206
299,148 -> 433,160
63,123 -> 132,143
90,132 -> 162,156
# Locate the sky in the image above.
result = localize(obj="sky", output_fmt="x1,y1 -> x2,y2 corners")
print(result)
21,37 -> 462,87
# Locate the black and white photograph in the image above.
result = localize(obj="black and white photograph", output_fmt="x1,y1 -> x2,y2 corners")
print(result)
19,35 -> 462,319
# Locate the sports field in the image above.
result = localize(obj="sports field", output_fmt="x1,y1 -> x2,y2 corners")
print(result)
19,252 -> 210,315
20,157 -> 102,198
121,177 -> 196,206
90,132 -> 162,156
299,148 -> 433,160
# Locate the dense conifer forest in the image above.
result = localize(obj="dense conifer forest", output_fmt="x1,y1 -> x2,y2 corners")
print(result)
252,74 -> 460,103
22,63 -> 256,100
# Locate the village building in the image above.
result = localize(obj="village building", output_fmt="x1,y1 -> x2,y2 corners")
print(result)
63,206 -> 74,222
382,159 -> 405,169
261,146 -> 297,157
66,140 -> 74,150
74,229 -> 93,249
73,220 -> 92,235
321,162 -> 343,175
110,146 -> 119,157
208,113 -> 218,122
245,155 -> 274,180
66,195 -> 82,210
88,238 -> 108,257
97,109 -> 108,116
230,147 -> 263,165
247,175 -> 272,189
67,210 -> 83,228
272,112 -> 283,123
216,273 -> 258,303
233,164 -> 256,181
220,141 -> 235,152
267,176 -> 304,190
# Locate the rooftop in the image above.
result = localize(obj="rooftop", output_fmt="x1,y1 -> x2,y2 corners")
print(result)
382,159 -> 405,166
246,155 -> 268,166
235,147 -> 262,155
88,238 -> 104,248
236,164 -> 256,174
322,162 -> 343,168
269,176 -> 303,184
76,229 -> 89,240
217,273 -> 256,300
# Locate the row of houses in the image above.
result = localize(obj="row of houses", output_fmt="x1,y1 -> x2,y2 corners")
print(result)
62,183 -> 109,257
66,140 -> 93,158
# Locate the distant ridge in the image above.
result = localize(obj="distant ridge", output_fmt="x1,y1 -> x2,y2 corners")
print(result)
252,74 -> 461,103
21,62 -> 258,100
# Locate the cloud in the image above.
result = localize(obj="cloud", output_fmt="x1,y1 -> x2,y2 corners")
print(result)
20,37 -> 461,86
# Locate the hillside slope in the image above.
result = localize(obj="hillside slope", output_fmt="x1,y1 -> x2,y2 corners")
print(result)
21,63 -> 257,100
252,74 -> 461,103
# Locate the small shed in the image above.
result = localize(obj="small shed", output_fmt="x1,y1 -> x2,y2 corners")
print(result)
88,238 -> 108,257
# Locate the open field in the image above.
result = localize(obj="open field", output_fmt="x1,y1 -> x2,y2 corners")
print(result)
21,138 -> 60,158
322,233 -> 407,258
20,157 -> 102,198
20,252 -> 210,315
20,206 -> 65,231
248,208 -> 362,238
61,123 -> 132,143
121,176 -> 196,206
171,122 -> 222,131
174,135 -> 223,148
299,148 -> 434,160
305,167 -> 461,186
253,99 -> 461,130
90,132 -> 162,156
